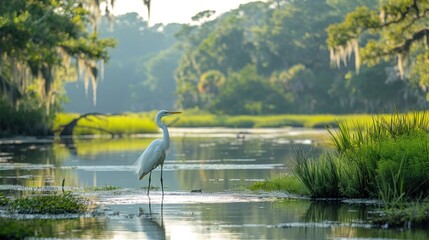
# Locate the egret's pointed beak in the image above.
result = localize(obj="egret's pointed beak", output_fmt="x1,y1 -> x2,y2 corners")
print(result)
167,111 -> 182,115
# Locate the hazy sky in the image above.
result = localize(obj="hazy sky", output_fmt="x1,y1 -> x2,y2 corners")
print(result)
112,0 -> 260,24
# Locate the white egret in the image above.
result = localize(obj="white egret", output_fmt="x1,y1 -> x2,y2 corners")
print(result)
135,110 -> 181,196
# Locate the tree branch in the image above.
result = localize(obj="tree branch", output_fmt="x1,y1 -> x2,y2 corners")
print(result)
379,2 -> 428,28
393,28 -> 429,53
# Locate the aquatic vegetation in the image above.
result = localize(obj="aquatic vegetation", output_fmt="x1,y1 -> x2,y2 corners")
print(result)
9,192 -> 89,214
248,175 -> 309,195
248,112 -> 429,228
0,220 -> 34,239
141,185 -> 160,191
293,151 -> 341,198
372,200 -> 429,228
88,185 -> 121,191
252,112 -> 429,209
289,112 -> 429,200
333,112 -> 429,200
0,193 -> 10,206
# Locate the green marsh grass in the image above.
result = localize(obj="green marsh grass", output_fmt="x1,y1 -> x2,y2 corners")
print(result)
177,113 -> 376,129
250,112 -> 429,201
54,113 -> 158,136
294,150 -> 341,198
55,111 -> 381,136
9,192 -> 89,214
248,175 -> 309,195
87,185 -> 121,191
293,112 -> 429,201
0,192 -> 9,206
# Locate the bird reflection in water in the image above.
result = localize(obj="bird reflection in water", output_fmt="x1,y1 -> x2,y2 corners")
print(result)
139,196 -> 165,240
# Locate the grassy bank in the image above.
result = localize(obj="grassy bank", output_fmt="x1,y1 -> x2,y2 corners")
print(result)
249,111 -> 429,228
54,111 -> 387,136
54,112 -> 158,136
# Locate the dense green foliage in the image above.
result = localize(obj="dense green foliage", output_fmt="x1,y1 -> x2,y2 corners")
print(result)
3,0 -> 429,136
0,97 -> 54,136
294,112 -> 429,203
64,13 -> 182,113
327,0 -> 429,94
66,0 -> 428,116
0,0 -> 115,136
174,0 -> 427,114
294,151 -> 341,198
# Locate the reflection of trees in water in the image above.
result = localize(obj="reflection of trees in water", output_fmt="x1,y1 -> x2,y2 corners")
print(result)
302,201 -> 372,239
0,141 -> 79,189
172,137 -> 325,191
194,200 -> 312,239
2,137 -> 155,189
0,217 -> 109,239
60,137 -> 77,156
304,201 -> 429,239
62,137 -> 154,159
303,201 -> 370,223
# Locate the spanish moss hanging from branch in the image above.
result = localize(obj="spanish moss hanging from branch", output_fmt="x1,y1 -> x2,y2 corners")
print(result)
327,1 -> 429,87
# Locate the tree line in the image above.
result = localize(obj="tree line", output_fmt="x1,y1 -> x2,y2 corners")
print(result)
1,0 -> 429,135
174,0 -> 429,114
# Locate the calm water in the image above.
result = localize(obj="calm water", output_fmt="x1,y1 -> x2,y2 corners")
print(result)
1,128 -> 428,239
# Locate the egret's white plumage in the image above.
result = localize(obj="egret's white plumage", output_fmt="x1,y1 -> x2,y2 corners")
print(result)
134,110 -> 181,196
136,139 -> 166,179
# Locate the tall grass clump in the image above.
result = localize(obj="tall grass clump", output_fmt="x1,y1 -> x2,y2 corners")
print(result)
293,112 -> 429,202
293,148 -> 341,198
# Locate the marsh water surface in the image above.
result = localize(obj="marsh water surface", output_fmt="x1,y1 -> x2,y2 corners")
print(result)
1,128 -> 428,239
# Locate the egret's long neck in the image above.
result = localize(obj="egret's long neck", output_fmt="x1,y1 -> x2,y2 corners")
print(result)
157,118 -> 170,150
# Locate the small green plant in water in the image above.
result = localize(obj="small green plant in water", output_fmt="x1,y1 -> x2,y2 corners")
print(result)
91,185 -> 121,191
0,193 -> 10,206
372,200 -> 429,228
249,175 -> 309,195
10,192 -> 89,214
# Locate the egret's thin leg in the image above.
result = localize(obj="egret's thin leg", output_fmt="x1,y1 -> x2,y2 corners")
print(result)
148,196 -> 152,216
160,196 -> 164,226
147,171 -> 152,196
160,165 -> 164,196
